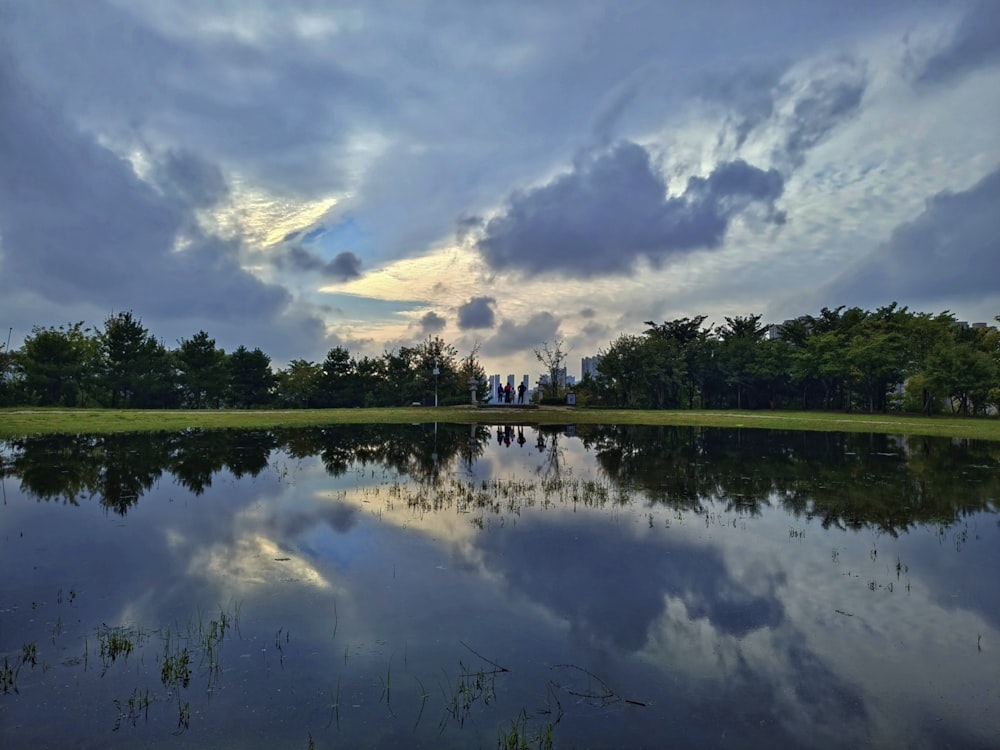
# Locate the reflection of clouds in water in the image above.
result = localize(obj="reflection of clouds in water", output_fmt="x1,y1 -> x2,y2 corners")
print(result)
263,496 -> 362,537
190,533 -> 331,590
179,494 -> 335,591
475,516 -> 784,651
641,599 -> 870,748
644,506 -> 1000,750
161,445 -> 1000,750
904,523 -> 1000,631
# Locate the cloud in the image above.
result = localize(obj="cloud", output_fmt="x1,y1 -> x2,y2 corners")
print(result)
278,247 -> 363,281
778,59 -> 868,168
153,148 -> 229,209
0,53 -> 312,351
917,1 -> 1000,85
418,311 -> 446,334
476,142 -> 784,278
701,64 -> 787,149
818,166 -> 1000,308
485,312 -> 561,357
457,296 -> 496,330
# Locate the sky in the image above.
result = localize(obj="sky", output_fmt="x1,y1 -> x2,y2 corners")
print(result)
1,0 -> 998,380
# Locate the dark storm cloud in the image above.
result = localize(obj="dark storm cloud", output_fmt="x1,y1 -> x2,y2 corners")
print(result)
457,296 -> 496,330
154,148 -> 228,209
0,56 -> 291,323
819,166 -> 1000,307
485,312 -> 561,356
917,1 -> 1000,84
419,311 -> 446,334
0,0 -> 385,197
278,247 -> 363,281
476,142 -> 783,277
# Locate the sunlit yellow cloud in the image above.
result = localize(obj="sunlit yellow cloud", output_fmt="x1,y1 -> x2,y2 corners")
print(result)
213,181 -> 342,249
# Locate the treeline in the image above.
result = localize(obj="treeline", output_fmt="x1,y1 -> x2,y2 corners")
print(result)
1,304 -> 997,414
583,304 -> 999,415
0,311 -> 486,409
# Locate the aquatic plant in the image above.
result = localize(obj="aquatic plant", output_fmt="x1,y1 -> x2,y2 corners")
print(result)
1,656 -> 21,694
440,644 -> 510,730
112,687 -> 151,731
21,641 -> 38,667
161,648 -> 192,690
498,708 -> 555,750
97,624 -> 141,673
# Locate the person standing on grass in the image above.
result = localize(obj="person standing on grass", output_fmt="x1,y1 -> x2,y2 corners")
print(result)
517,382 -> 526,404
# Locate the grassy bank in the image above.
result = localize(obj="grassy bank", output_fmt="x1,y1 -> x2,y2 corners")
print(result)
2,406 -> 999,440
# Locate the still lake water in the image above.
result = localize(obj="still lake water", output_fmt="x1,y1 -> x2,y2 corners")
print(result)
1,424 -> 998,749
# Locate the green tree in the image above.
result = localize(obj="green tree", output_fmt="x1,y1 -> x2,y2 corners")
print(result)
226,345 -> 275,408
275,359 -> 323,408
844,304 -> 910,413
457,342 -> 489,404
597,334 -> 646,407
717,314 -> 765,409
354,355 -> 387,407
641,335 -> 686,409
411,336 -> 460,405
924,328 -> 998,415
176,331 -> 227,408
17,322 -> 99,406
755,337 -> 794,409
902,311 -> 957,414
380,348 -> 419,405
643,316 -> 710,408
98,311 -> 176,408
317,346 -> 363,407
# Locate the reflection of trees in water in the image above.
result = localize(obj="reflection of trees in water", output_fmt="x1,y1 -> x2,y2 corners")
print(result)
584,425 -> 1000,535
533,426 -> 570,482
271,423 -> 489,483
1,431 -> 278,514
1,423 -> 491,513
3,425 -> 997,531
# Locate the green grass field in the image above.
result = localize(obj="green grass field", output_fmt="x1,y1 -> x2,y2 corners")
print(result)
2,406 -> 999,440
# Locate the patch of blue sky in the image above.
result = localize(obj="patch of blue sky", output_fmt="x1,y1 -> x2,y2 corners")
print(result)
305,216 -> 372,258
320,291 -> 425,320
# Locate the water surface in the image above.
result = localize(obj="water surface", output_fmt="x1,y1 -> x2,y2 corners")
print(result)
1,424 -> 998,748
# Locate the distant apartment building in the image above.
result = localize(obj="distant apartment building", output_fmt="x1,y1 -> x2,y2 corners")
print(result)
537,367 -> 568,392
766,317 -> 813,342
581,355 -> 602,379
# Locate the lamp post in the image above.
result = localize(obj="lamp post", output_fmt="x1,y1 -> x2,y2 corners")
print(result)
433,357 -> 439,407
